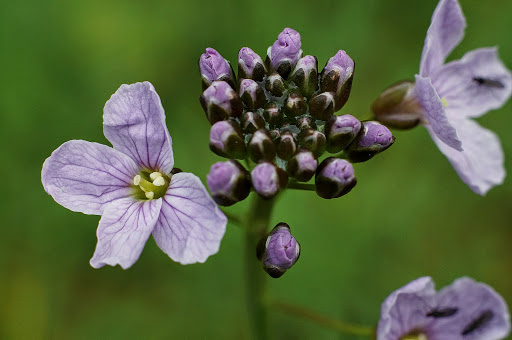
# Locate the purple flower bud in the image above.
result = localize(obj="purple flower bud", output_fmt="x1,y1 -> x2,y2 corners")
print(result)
296,116 -> 316,131
286,149 -> 318,182
263,102 -> 284,128
238,47 -> 267,81
298,128 -> 326,157
325,114 -> 361,153
289,55 -> 318,98
321,50 -> 355,111
283,90 -> 307,118
256,223 -> 301,278
200,81 -> 243,124
251,162 -> 288,199
346,121 -> 395,162
207,160 -> 251,206
240,111 -> 265,134
309,92 -> 335,120
268,28 -> 303,78
276,130 -> 297,160
209,120 -> 246,159
248,129 -> 276,163
371,80 -> 422,130
315,157 -> 357,199
239,79 -> 265,110
199,48 -> 235,90
265,72 -> 286,97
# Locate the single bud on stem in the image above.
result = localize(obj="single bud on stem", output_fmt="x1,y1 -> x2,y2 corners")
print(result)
251,162 -> 288,199
238,47 -> 267,81
239,78 -> 265,110
324,114 -> 361,153
296,116 -> 316,131
346,121 -> 395,162
276,130 -> 297,161
298,128 -> 326,157
240,111 -> 265,134
209,120 -> 246,159
207,160 -> 251,206
263,102 -> 284,128
321,50 -> 354,111
283,90 -> 307,118
199,48 -> 235,90
289,55 -> 318,98
309,92 -> 335,120
267,28 -> 302,79
286,149 -> 318,182
315,157 -> 357,199
256,222 -> 301,278
371,80 -> 422,129
200,81 -> 243,124
265,72 -> 286,97
248,129 -> 277,163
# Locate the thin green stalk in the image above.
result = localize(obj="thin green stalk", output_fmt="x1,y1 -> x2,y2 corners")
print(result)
287,181 -> 316,191
272,301 -> 375,337
244,194 -> 275,340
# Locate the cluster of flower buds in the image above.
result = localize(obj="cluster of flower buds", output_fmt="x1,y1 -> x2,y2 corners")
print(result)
256,223 -> 300,278
200,28 -> 395,205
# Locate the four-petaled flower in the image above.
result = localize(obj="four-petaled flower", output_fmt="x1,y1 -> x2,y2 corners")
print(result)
415,0 -> 512,195
42,82 -> 227,269
377,276 -> 510,340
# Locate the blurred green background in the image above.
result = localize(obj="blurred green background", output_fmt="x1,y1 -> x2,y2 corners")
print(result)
2,0 -> 512,338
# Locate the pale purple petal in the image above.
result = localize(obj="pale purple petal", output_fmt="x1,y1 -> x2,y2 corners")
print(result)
90,197 -> 162,269
431,47 -> 512,119
103,81 -> 174,173
415,75 -> 462,151
152,172 -> 227,264
431,277 -> 511,340
377,277 -> 437,340
420,0 -> 466,77
42,140 -> 138,215
427,119 -> 505,195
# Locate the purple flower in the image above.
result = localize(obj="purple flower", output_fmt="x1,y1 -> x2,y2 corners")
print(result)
377,276 -> 510,340
42,82 -> 227,269
415,0 -> 512,195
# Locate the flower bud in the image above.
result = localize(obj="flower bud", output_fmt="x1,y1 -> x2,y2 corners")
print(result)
267,28 -> 302,78
295,116 -> 316,131
207,160 -> 251,206
265,72 -> 286,97
324,114 -> 361,153
238,47 -> 267,81
275,130 -> 297,160
251,162 -> 288,199
315,157 -> 357,199
263,102 -> 284,128
289,55 -> 318,98
200,81 -> 243,124
286,149 -> 318,182
239,79 -> 265,110
346,121 -> 395,162
309,92 -> 335,121
209,120 -> 246,159
283,90 -> 307,118
371,80 -> 422,130
248,129 -> 276,163
298,128 -> 326,157
320,50 -> 354,111
256,222 -> 300,278
240,111 -> 265,134
199,48 -> 235,90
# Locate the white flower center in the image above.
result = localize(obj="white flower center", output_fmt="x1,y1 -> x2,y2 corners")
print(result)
132,171 -> 169,200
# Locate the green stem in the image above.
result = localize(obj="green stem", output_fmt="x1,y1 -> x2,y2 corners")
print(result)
244,194 -> 275,340
287,181 -> 316,191
272,301 -> 374,337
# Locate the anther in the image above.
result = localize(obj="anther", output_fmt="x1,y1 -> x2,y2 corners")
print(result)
145,191 -> 155,199
150,172 -> 162,181
133,175 -> 141,186
153,176 -> 166,186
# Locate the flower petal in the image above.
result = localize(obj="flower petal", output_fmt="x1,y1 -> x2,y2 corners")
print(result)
415,75 -> 462,151
103,81 -> 174,173
420,0 -> 466,77
431,47 -> 512,119
42,140 -> 138,215
377,277 -> 437,340
427,118 -> 505,195
152,172 -> 227,265
431,277 -> 511,340
90,197 -> 162,269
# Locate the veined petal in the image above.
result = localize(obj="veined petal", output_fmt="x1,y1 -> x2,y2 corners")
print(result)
431,47 -> 512,119
42,140 -> 138,215
415,75 -> 462,151
103,81 -> 174,174
420,0 -> 466,77
377,277 -> 436,340
90,197 -> 162,269
427,119 -> 505,195
152,172 -> 227,265
431,277 -> 510,340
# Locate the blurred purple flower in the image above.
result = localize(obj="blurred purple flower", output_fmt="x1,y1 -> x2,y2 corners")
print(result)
42,82 -> 227,269
415,0 -> 512,195
378,276 -> 510,340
